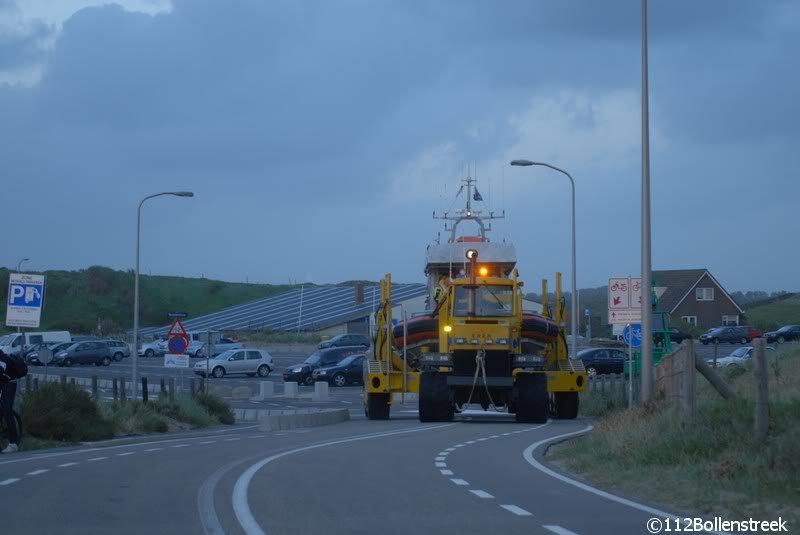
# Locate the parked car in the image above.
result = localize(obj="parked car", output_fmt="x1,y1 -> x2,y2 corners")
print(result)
139,337 -> 168,358
742,325 -> 762,340
106,340 -> 131,361
284,346 -> 366,385
318,334 -> 370,350
765,325 -> 800,344
191,338 -> 243,357
0,331 -> 72,356
573,347 -> 627,377
312,354 -> 367,386
52,341 -> 112,367
24,342 -> 72,366
706,345 -> 775,367
653,327 -> 692,345
699,326 -> 752,345
193,349 -> 273,379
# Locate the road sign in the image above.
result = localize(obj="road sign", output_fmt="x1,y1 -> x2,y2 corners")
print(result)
168,311 -> 188,319
584,308 -> 590,317
6,273 -> 46,328
608,276 -> 642,326
164,354 -> 190,368
623,323 -> 643,348
168,336 -> 188,354
167,318 -> 189,359
167,318 -> 188,338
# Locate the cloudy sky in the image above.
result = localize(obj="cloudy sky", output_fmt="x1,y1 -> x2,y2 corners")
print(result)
1,0 -> 798,292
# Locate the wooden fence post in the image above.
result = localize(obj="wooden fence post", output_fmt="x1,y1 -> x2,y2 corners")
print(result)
753,338 -> 769,440
679,340 -> 694,428
120,377 -> 126,402
91,376 -> 98,401
160,377 -> 166,396
142,377 -> 148,403
112,378 -> 118,401
168,377 -> 175,402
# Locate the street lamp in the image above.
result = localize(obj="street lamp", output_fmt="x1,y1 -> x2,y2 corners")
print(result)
132,191 -> 194,400
510,159 -> 578,359
16,258 -> 29,272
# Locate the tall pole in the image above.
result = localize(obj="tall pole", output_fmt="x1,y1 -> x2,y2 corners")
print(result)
15,258 -> 29,333
509,160 -> 578,359
640,0 -> 654,402
132,192 -> 194,401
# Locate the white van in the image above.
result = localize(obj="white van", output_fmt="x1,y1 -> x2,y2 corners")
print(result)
0,331 -> 72,356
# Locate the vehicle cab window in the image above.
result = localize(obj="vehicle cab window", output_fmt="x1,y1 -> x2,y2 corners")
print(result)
230,351 -> 245,361
246,351 -> 261,360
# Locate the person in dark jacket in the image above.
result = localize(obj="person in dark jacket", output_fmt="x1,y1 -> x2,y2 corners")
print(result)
0,350 -> 20,453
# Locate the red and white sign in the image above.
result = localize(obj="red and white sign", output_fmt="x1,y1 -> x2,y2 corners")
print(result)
608,278 -> 630,309
608,277 -> 642,325
167,318 -> 188,339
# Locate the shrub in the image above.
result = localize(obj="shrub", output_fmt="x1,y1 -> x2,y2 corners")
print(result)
22,384 -> 115,441
195,392 -> 235,425
153,394 -> 214,427
103,401 -> 168,434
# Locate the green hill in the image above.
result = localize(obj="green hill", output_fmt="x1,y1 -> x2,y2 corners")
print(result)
744,293 -> 800,332
0,266 -> 297,334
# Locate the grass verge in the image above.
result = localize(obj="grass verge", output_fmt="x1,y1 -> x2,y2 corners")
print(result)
551,346 -> 800,525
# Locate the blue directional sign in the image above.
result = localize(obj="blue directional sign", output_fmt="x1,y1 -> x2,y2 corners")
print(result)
584,308 -> 590,317
623,323 -> 643,348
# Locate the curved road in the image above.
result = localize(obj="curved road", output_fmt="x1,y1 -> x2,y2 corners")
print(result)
0,414 -> 683,535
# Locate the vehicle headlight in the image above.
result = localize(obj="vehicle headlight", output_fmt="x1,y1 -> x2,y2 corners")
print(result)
317,370 -> 327,375
293,368 -> 303,373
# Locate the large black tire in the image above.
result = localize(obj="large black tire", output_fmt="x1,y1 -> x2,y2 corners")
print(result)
366,393 -> 390,420
554,391 -> 579,419
516,373 -> 548,424
419,372 -> 453,423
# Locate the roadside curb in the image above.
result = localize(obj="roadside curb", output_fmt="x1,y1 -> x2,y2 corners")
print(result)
230,407 -> 350,429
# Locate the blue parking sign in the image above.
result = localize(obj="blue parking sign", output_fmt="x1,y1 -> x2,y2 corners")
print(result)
8,282 -> 43,307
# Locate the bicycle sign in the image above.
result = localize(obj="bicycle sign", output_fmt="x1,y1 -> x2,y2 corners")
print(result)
608,277 -> 630,309
608,276 -> 642,326
623,323 -> 643,348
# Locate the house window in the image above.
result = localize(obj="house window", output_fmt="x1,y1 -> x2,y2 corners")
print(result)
722,315 -> 739,326
681,316 -> 697,326
696,287 -> 714,301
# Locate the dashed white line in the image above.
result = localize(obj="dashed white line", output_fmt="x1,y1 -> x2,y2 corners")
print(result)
450,478 -> 469,486
144,447 -> 163,452
88,457 -> 107,462
198,441 -> 216,445
445,447 -> 456,452
58,462 -> 78,468
435,456 -> 446,461
117,452 -> 135,456
465,440 -> 476,444
500,504 -> 532,516
489,435 -> 500,439
26,469 -> 49,476
476,438 -> 488,441
439,469 -> 454,476
0,478 -> 19,486
438,451 -> 450,456
171,444 -> 189,449
248,435 -> 266,439
469,490 -> 494,499
224,438 -> 241,442
543,525 -> 579,535
435,462 -> 447,468
454,444 -> 464,448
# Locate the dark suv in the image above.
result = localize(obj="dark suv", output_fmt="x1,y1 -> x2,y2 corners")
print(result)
284,346 -> 366,385
765,325 -> 800,344
699,326 -> 753,345
318,334 -> 370,349
53,341 -> 112,367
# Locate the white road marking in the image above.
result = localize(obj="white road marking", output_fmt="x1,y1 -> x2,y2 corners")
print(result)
469,490 -> 494,499
465,440 -> 476,444
232,424 -> 455,535
522,425 -> 709,529
435,456 -> 446,461
198,441 -> 216,445
543,525 -> 579,535
26,469 -> 49,476
489,435 -> 500,439
117,452 -> 135,456
144,447 -> 163,452
438,451 -> 449,456
477,437 -> 488,441
439,469 -> 454,476
248,435 -> 266,439
171,444 -> 189,448
450,478 -> 469,486
0,478 -> 19,486
454,444 -> 464,448
445,447 -> 456,452
435,462 -> 447,468
500,504 -> 532,516
88,457 -> 107,462
502,432 -> 511,436
58,462 -> 78,468
224,438 -> 241,442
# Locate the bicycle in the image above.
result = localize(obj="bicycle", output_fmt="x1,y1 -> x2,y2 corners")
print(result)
0,385 -> 23,447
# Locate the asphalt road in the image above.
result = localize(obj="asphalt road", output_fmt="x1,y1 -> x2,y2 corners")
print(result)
0,413 -> 691,535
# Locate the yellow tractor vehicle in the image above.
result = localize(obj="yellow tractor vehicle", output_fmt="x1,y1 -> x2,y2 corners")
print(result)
363,178 -> 586,422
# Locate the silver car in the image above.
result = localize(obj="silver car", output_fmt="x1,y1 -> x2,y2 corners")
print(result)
106,340 -> 131,361
189,338 -> 244,358
193,349 -> 273,379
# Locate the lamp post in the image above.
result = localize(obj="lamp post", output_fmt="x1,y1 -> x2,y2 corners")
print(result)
640,0 -> 654,402
510,159 -> 578,359
132,192 -> 194,400
16,258 -> 29,272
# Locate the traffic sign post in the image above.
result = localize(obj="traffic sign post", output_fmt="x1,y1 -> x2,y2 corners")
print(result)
623,322 -> 642,409
6,273 -> 46,328
608,277 -> 642,326
165,318 -> 190,369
